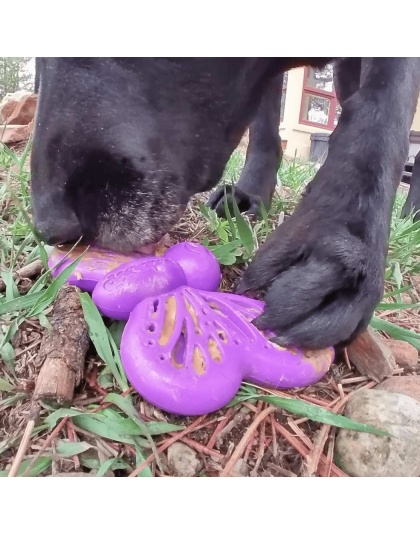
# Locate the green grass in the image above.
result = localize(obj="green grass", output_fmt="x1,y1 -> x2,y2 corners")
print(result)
1,142 -> 420,476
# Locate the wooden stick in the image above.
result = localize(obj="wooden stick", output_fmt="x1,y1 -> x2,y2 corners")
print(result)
251,418 -> 267,476
21,416 -> 69,477
207,408 -> 234,450
34,285 -> 89,405
8,403 -> 40,477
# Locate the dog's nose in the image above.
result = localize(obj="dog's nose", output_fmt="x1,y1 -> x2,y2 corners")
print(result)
34,216 -> 82,246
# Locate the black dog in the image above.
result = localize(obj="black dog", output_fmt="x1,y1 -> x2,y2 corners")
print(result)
31,58 -> 420,349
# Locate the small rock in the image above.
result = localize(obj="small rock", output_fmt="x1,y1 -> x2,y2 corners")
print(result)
0,122 -> 33,145
232,459 -> 249,477
383,339 -> 418,367
376,376 -> 420,402
346,327 -> 395,381
335,389 -> 420,477
6,93 -> 37,125
401,294 -> 413,304
0,100 -> 19,123
167,442 -> 201,477
0,90 -> 31,123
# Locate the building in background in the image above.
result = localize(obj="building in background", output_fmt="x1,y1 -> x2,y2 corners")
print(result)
280,64 -> 420,162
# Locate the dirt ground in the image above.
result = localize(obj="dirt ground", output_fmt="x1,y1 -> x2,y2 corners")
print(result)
1,141 -> 420,477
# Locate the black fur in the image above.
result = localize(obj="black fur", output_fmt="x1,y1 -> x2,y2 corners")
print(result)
31,57 -> 420,349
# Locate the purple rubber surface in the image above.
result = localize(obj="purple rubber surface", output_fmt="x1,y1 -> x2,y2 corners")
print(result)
164,242 -> 221,292
92,258 -> 187,321
48,246 -> 145,292
121,287 -> 334,416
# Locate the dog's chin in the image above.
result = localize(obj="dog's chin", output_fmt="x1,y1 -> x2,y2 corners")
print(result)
93,203 -> 186,254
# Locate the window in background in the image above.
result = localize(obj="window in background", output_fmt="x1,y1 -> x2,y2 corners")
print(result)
300,65 -> 340,130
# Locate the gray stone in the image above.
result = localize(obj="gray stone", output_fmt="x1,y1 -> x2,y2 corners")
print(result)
335,389 -> 420,477
167,442 -> 201,477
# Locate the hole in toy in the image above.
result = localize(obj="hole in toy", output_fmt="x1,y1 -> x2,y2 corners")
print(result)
217,330 -> 228,344
148,324 -> 155,333
147,340 -> 154,346
193,346 -> 206,376
184,297 -> 202,335
159,296 -> 177,346
208,338 -> 222,362
171,324 -> 186,368
234,339 -> 240,345
159,355 -> 165,361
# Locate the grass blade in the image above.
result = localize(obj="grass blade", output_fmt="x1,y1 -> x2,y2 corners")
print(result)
232,194 -> 254,256
0,457 -> 52,477
105,392 -> 166,473
0,377 -> 15,392
79,293 -> 128,391
370,316 -> 420,350
28,256 -> 83,316
0,292 -> 42,315
96,457 -> 131,477
223,186 -> 237,239
231,393 -> 388,436
55,440 -> 92,457
376,301 -> 420,311
133,440 -> 154,477
382,285 -> 414,299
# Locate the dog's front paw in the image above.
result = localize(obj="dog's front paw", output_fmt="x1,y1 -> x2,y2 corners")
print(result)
237,215 -> 384,349
206,185 -> 264,218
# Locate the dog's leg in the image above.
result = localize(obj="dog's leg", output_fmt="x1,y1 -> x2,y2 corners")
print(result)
333,57 -> 363,104
238,58 -> 420,348
207,74 -> 283,217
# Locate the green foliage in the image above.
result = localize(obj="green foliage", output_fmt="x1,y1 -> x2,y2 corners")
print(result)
0,57 -> 34,98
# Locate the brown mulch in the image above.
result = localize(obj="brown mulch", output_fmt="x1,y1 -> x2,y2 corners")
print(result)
1,146 -> 420,477
2,258 -> 419,477
2,332 -> 418,477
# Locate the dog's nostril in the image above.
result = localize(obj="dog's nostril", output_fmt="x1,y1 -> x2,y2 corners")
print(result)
34,218 -> 82,246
